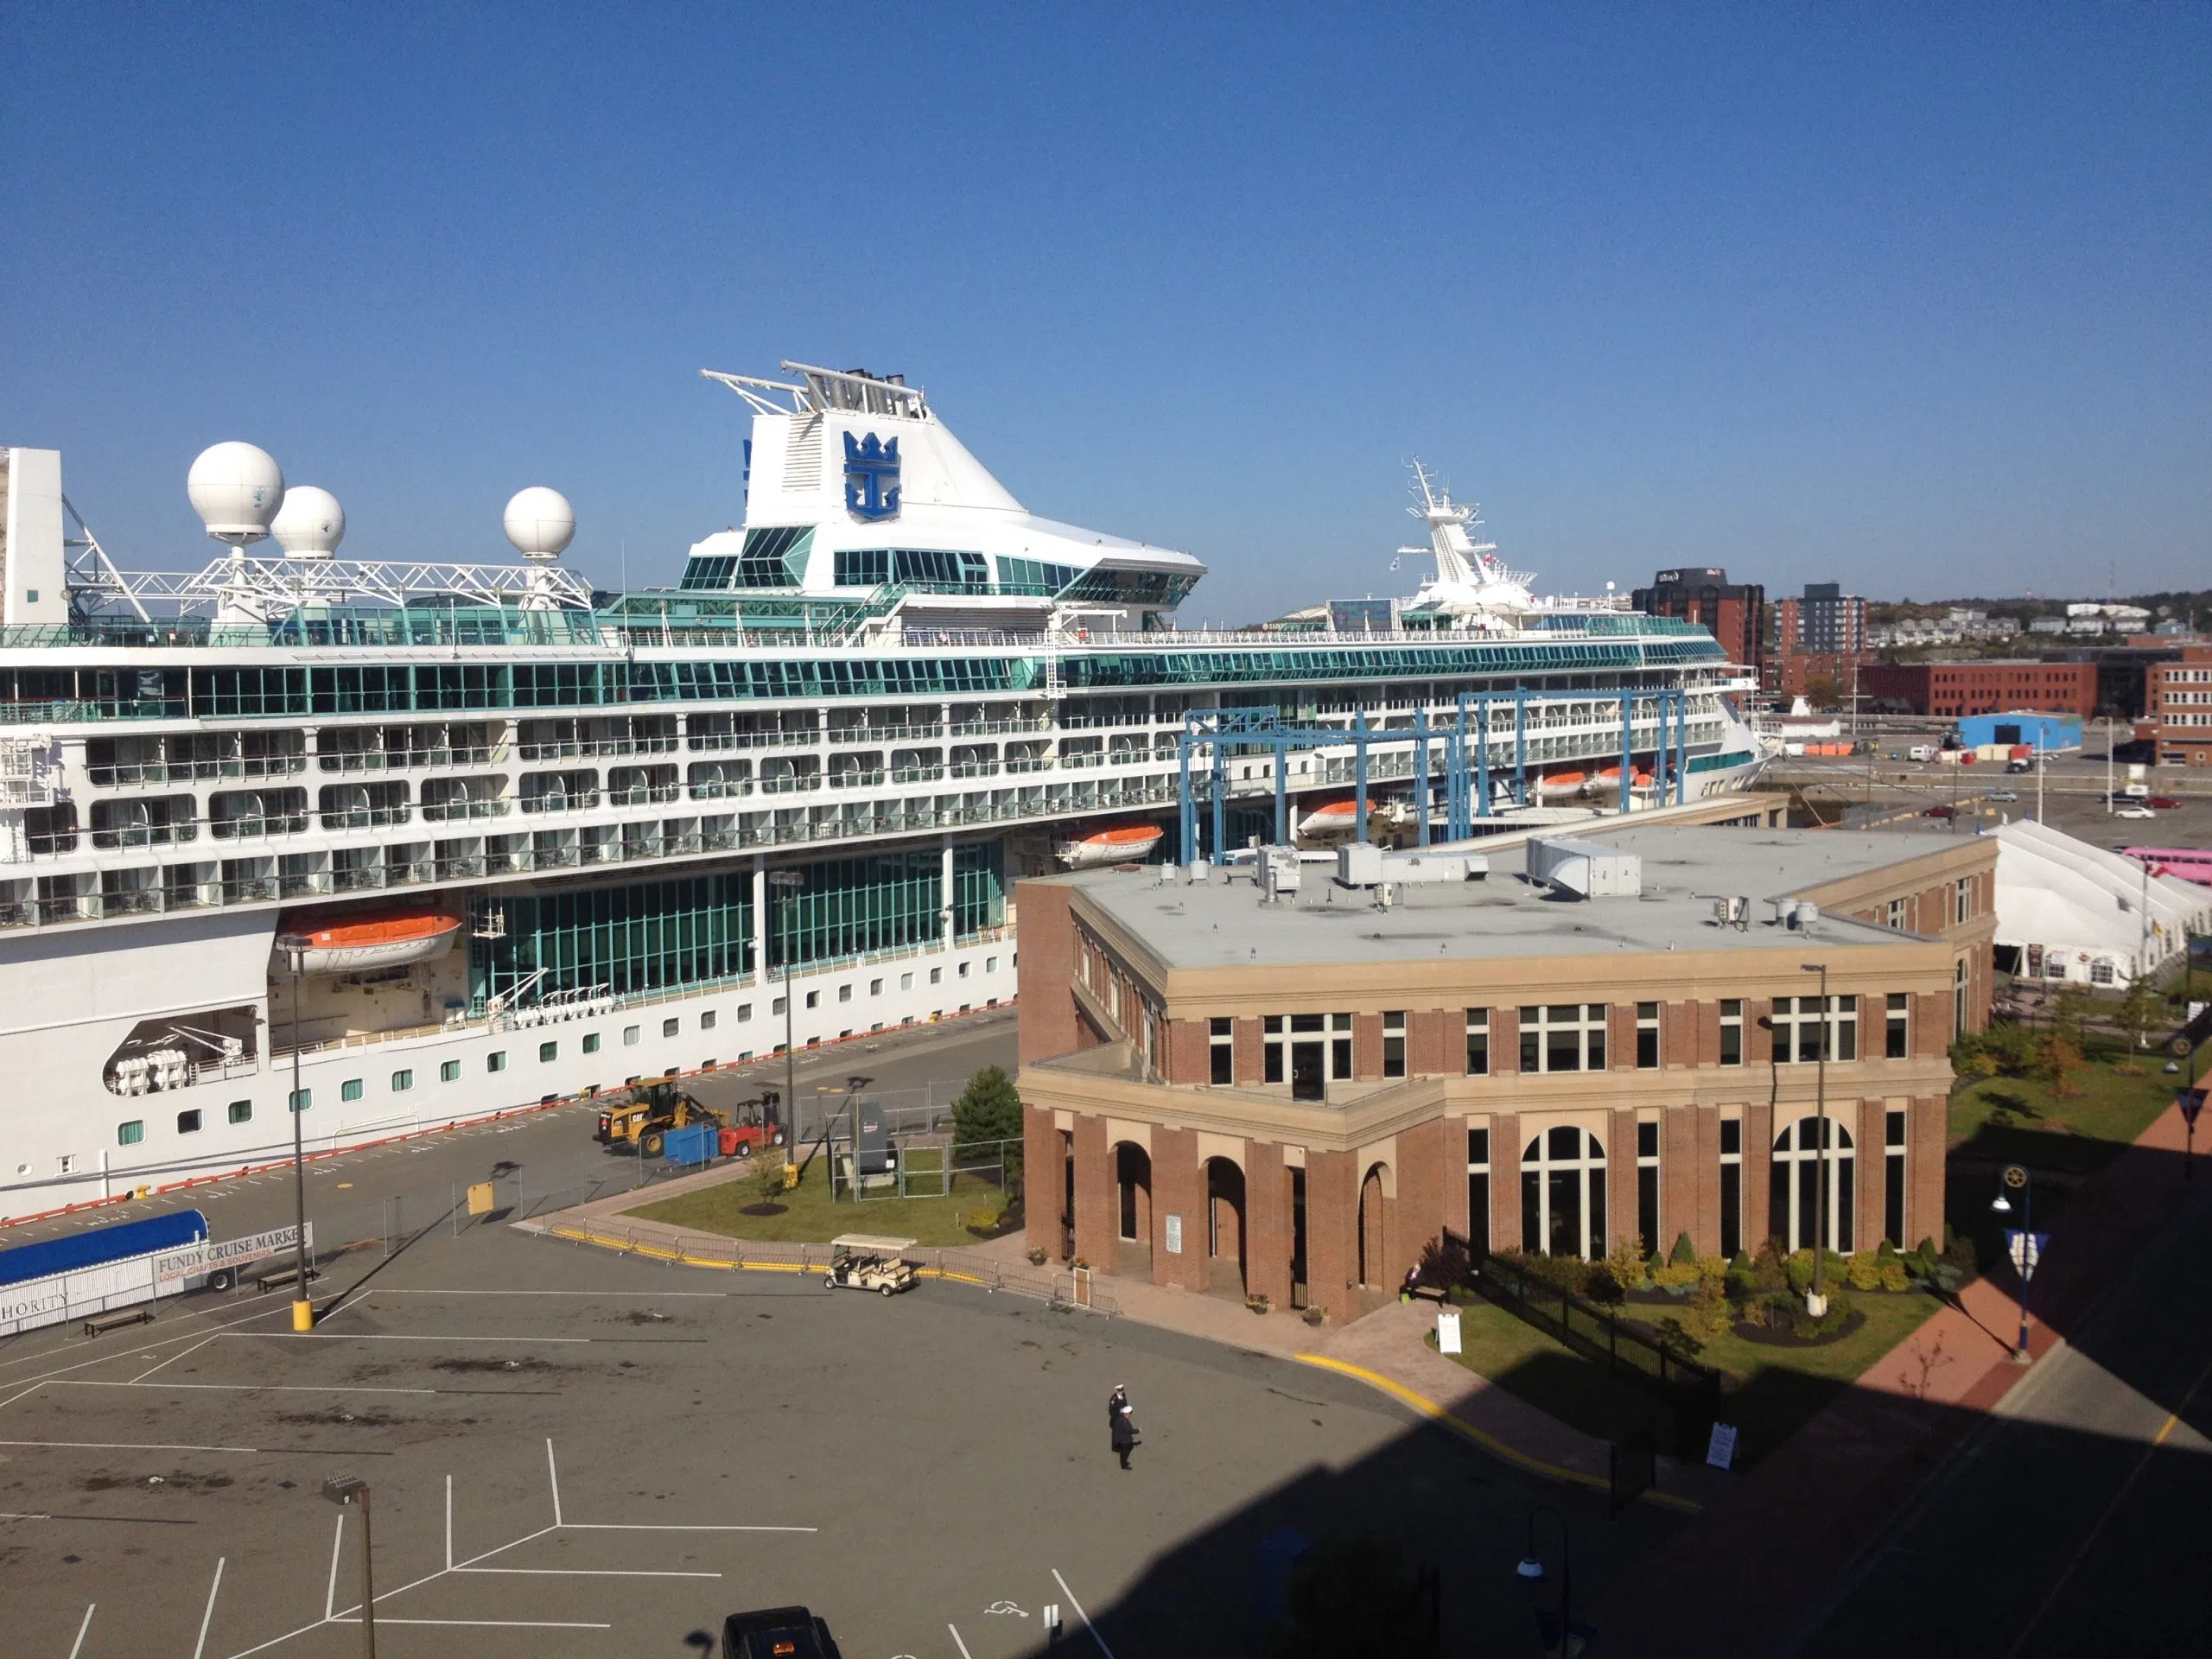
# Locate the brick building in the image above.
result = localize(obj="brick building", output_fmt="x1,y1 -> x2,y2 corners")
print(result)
2137,643 -> 2212,766
1859,660 -> 2096,720
1767,650 -> 1872,703
1632,568 -> 1766,683
1778,582 -> 1868,657
1018,823 -> 1996,1323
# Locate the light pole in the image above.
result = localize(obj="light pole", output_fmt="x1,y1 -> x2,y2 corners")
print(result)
1800,962 -> 1831,1316
276,932 -> 315,1333
1516,1503 -> 1573,1658
321,1475 -> 376,1659
768,869 -> 805,1153
1990,1164 -> 2036,1363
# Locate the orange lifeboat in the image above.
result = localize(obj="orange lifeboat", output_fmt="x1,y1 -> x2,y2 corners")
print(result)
1535,770 -> 1588,799
276,906 -> 466,976
1297,798 -> 1363,836
1055,823 -> 1166,868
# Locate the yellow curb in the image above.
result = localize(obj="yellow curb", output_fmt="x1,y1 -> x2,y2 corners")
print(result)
546,1223 -> 1001,1288
1293,1353 -> 1702,1514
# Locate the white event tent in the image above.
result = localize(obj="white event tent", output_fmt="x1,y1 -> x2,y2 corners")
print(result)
1992,820 -> 2212,987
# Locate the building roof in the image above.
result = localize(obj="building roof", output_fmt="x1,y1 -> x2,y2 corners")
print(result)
1992,820 -> 2212,969
1053,823 -> 1983,970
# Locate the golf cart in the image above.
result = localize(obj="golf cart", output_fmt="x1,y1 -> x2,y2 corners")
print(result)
824,1234 -> 918,1297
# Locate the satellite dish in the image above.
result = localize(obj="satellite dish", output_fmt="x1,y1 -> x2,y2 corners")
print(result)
188,442 -> 285,547
504,487 -> 575,563
270,486 -> 346,560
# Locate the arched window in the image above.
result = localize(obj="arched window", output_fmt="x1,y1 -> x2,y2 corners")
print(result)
1770,1116 -> 1854,1254
1521,1126 -> 1606,1260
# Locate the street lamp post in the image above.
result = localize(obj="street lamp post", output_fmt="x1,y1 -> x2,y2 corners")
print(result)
1990,1164 -> 2036,1363
768,870 -> 805,1151
1800,962 -> 1831,1316
1516,1503 -> 1573,1658
276,933 -> 315,1334
321,1475 -> 376,1659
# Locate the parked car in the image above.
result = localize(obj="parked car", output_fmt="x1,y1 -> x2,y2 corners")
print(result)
2147,795 -> 2183,810
1923,805 -> 1956,819
722,1607 -> 842,1659
1986,790 -> 2018,802
2116,805 -> 2157,820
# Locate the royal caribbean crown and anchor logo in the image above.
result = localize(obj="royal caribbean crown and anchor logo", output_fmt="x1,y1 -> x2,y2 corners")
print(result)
843,431 -> 900,521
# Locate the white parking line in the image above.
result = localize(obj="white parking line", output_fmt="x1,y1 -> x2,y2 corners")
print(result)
193,1558 -> 226,1659
370,1287 -> 730,1296
67,1602 -> 95,1659
130,1333 -> 217,1382
1052,1568 -> 1116,1659
949,1626 -> 975,1659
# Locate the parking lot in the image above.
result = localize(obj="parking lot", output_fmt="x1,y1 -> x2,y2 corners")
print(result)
0,1208 -> 1656,1657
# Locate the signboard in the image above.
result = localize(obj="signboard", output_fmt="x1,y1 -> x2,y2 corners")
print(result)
467,1182 -> 498,1216
2177,1088 -> 2207,1129
1437,1309 -> 1462,1355
2005,1230 -> 2048,1280
1163,1214 -> 1183,1255
154,1222 -> 308,1290
1706,1422 -> 1738,1471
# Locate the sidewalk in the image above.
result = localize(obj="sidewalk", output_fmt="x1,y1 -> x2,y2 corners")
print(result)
1594,1096 -> 2202,1658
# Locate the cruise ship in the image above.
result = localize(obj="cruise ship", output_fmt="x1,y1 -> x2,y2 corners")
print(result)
0,362 -> 1764,1220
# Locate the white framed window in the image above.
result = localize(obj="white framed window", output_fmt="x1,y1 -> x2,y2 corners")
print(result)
701,1009 -> 717,1030
1771,1115 -> 1855,1253
1518,1004 -> 1607,1073
1719,1117 -> 1743,1258
1520,1125 -> 1607,1259
1466,1127 -> 1491,1248
1885,993 -> 1910,1058
623,1025 -> 641,1046
1382,1011 -> 1407,1078
663,1016 -> 680,1036
118,1120 -> 144,1146
1770,995 -> 1856,1063
2089,960 -> 2114,986
1331,1013 -> 1353,1080
1209,1017 -> 1233,1085
391,1069 -> 414,1091
177,1109 -> 202,1134
1635,1120 -> 1660,1253
1887,897 -> 1907,929
1884,1108 -> 1908,1249
1465,1008 -> 1489,1076
1955,877 -> 1972,925
1955,958 -> 1970,1036
1636,1002 -> 1661,1069
838,984 -> 853,1003
1719,999 -> 1744,1066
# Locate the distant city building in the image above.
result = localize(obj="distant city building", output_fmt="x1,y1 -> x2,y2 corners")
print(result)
1858,660 -> 2096,720
1768,651 -> 1870,702
1780,582 -> 1868,657
1632,568 -> 1766,681
2135,643 -> 2212,766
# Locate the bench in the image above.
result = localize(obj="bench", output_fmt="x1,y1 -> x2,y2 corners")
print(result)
82,1306 -> 155,1338
254,1264 -> 321,1294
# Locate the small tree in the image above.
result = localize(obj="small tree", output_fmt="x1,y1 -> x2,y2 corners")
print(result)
2116,977 -> 2164,1052
951,1065 -> 1024,1193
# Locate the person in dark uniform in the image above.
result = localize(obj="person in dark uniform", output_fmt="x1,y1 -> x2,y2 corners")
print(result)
1109,1384 -> 1136,1470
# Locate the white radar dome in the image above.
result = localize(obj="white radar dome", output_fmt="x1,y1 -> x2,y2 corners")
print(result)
188,442 -> 286,546
503,486 -> 575,563
270,486 -> 346,560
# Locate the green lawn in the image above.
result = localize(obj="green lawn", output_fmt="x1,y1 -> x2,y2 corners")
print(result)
1432,1285 -> 1945,1467
1945,1034 -> 2204,1267
627,1156 -> 1018,1249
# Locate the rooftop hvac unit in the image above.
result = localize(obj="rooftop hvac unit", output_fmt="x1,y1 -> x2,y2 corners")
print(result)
1525,837 -> 1642,899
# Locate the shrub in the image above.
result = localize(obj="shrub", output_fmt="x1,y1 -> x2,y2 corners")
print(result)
1791,1291 -> 1854,1340
1586,1263 -> 1626,1304
1669,1231 -> 1698,1267
1680,1274 -> 1732,1340
1847,1256 -> 1884,1292
1879,1261 -> 1911,1293
1497,1249 -> 1592,1298
1744,1240 -> 1789,1295
951,1065 -> 1024,1166
1875,1237 -> 1898,1261
1419,1232 -> 1471,1293
1650,1262 -> 1701,1290
1606,1233 -> 1649,1292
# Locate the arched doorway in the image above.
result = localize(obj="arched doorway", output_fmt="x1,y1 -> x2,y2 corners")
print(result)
1771,1116 -> 1855,1253
1205,1157 -> 1246,1292
1521,1126 -> 1607,1259
1114,1143 -> 1152,1247
1357,1163 -> 1391,1287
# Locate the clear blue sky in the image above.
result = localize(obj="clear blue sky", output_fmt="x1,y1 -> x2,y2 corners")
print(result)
5,4 -> 2207,624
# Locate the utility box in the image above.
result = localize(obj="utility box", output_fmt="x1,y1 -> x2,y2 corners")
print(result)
1337,842 -> 1385,887
661,1122 -> 718,1166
